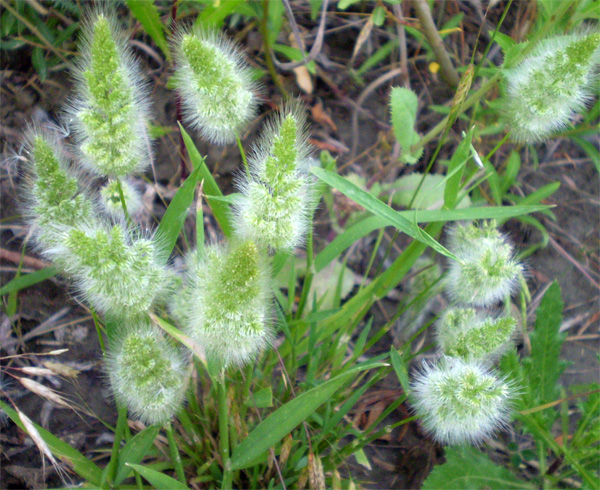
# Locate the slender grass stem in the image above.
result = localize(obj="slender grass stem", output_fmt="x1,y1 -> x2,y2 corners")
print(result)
165,421 -> 187,484
218,373 -> 233,489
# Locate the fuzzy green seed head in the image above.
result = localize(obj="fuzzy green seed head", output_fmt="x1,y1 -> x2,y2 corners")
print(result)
57,224 -> 169,318
505,31 -> 600,143
172,27 -> 257,144
180,240 -> 271,368
437,308 -> 516,362
234,105 -> 315,252
22,130 -> 93,247
411,358 -> 514,445
446,222 -> 522,307
108,323 -> 188,425
99,179 -> 142,219
69,12 -> 152,177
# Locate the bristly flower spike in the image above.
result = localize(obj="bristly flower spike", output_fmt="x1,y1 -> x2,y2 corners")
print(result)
411,357 -> 515,445
504,30 -> 600,143
172,26 -> 257,144
50,223 -> 170,319
233,102 -> 315,252
177,240 -> 271,368
446,221 -> 522,307
436,307 -> 517,363
108,321 -> 189,425
20,127 -> 94,248
67,11 -> 152,177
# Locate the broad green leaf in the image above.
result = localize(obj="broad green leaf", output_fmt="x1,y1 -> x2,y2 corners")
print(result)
0,401 -> 103,486
526,282 -> 567,406
155,166 -> 200,261
444,128 -> 474,208
127,463 -> 190,490
125,0 -> 170,60
422,446 -> 531,489
178,123 -> 232,238
390,87 -> 423,164
115,424 -> 161,485
0,266 -> 58,296
230,363 -> 383,470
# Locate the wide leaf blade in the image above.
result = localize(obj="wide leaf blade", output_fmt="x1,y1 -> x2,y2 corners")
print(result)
230,363 -> 383,470
115,424 -> 161,485
127,463 -> 190,490
0,400 -> 103,486
422,446 -> 532,489
155,167 -> 201,261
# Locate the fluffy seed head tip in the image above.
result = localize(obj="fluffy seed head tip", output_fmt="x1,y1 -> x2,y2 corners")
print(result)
172,27 -> 258,144
108,322 -> 189,425
411,358 -> 515,445
504,31 -> 600,143
233,102 -> 316,252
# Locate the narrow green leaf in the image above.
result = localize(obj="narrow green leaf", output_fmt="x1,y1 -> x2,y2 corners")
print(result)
526,282 -> 567,405
311,167 -> 461,262
422,445 -> 532,489
155,167 -> 200,261
178,123 -> 232,238
0,401 -> 103,486
390,348 -> 411,395
230,363 -> 383,470
127,463 -> 190,490
195,0 -> 250,27
444,128 -> 473,208
115,424 -> 161,485
0,266 -> 58,296
314,203 -> 548,273
125,0 -> 170,60
31,46 -> 47,81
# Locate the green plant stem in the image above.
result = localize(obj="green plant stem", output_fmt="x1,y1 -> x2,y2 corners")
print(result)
165,421 -> 186,484
105,404 -> 128,486
218,374 -> 233,490
236,134 -> 250,178
115,178 -> 133,228
412,0 -> 459,87
260,0 -> 288,99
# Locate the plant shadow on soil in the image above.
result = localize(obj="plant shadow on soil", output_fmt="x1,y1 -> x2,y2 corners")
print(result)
1,5 -> 599,489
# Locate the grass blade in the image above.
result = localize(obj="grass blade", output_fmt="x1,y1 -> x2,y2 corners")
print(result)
114,424 -> 161,485
178,123 -> 233,238
155,167 -> 201,261
0,266 -> 58,296
230,363 -> 384,470
127,462 -> 191,490
0,400 -> 103,486
125,0 -> 170,60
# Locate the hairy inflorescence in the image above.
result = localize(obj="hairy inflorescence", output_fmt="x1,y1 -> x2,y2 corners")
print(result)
504,30 -> 600,143
411,358 -> 515,445
233,103 -> 315,252
177,240 -> 272,368
172,26 -> 257,144
67,11 -> 152,177
108,322 -> 189,425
